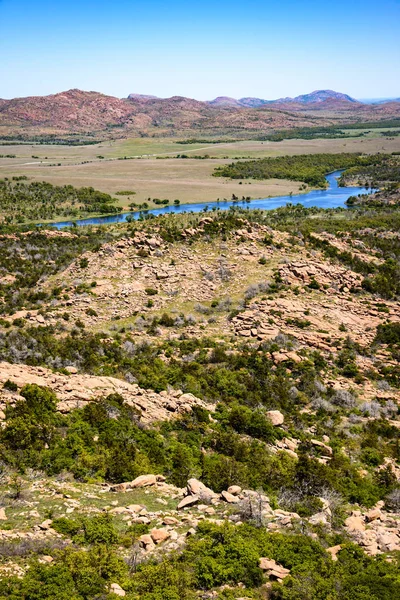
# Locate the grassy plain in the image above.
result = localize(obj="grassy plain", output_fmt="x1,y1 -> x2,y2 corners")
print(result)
1,133 -> 400,210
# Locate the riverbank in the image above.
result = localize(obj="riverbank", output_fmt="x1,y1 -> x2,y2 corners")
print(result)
46,171 -> 373,229
2,136 -> 399,214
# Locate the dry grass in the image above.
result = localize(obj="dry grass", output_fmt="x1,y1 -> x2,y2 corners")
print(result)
1,134 -> 400,209
0,157 -> 305,207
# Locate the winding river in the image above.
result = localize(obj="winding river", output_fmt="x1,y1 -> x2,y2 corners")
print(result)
49,171 -> 373,229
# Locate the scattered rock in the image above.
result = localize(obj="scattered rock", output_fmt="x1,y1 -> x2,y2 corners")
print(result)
366,509 -> 381,522
150,528 -> 170,544
186,478 -> 215,499
345,515 -> 365,532
138,534 -> 155,551
178,495 -> 200,510
163,516 -> 179,525
221,490 -> 240,504
259,557 -> 290,582
326,545 -> 342,561
110,583 -> 126,597
309,512 -> 329,527
266,410 -> 284,426
227,485 -> 242,496
311,439 -> 333,456
130,474 -> 158,488
126,504 -> 145,513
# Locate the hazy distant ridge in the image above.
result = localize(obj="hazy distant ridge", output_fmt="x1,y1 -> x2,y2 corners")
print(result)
207,90 -> 359,108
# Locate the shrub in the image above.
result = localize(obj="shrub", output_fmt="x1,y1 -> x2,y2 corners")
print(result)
375,321 -> 400,346
145,287 -> 158,295
3,379 -> 17,392
52,517 -> 82,538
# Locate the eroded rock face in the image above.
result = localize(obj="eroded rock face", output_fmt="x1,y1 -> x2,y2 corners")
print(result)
0,362 -> 211,424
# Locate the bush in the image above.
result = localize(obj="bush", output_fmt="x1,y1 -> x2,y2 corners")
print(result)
375,322 -> 400,346
145,287 -> 158,295
3,379 -> 17,392
52,517 -> 82,538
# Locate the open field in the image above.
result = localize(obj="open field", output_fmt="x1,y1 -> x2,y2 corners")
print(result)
1,130 -> 400,162
190,134 -> 400,158
0,158 -> 304,209
1,134 -> 400,210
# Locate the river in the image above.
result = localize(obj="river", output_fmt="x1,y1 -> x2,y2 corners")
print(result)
48,170 -> 373,229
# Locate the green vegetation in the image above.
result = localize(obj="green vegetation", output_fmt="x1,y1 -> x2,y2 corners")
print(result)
214,153 -> 389,187
115,190 -> 136,196
339,154 -> 400,189
0,333 -> 398,506
0,521 -> 399,599
375,322 -> 400,346
0,180 -> 121,224
255,119 -> 400,141
0,171 -> 400,598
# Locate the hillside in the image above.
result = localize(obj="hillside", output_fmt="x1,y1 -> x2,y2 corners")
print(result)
228,90 -> 359,108
0,159 -> 399,597
286,89 -> 358,104
0,89 -> 136,133
1,88 -> 400,140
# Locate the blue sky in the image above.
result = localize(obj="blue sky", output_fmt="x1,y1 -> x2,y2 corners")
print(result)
0,0 -> 399,100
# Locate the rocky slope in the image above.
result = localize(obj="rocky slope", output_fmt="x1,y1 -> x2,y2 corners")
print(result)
1,88 -> 400,139
0,198 -> 399,597
0,362 -> 209,423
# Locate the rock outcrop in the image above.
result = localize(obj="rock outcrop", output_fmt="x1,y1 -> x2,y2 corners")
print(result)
259,558 -> 290,582
0,362 -> 210,424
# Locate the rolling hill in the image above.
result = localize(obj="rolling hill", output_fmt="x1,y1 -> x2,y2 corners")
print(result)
0,88 -> 399,140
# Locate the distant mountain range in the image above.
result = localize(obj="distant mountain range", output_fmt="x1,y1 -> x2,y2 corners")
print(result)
206,90 -> 359,108
360,97 -> 400,105
1,89 -> 399,139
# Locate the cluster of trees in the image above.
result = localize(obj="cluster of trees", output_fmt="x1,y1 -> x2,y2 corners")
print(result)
0,180 -> 121,224
256,120 -> 400,142
0,133 -> 100,144
1,520 -> 399,599
214,153 -> 389,187
0,378 -> 398,597
258,126 -> 368,142
339,154 -> 400,189
0,327 -> 398,505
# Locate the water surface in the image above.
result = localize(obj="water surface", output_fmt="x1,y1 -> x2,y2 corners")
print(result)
48,171 -> 372,229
